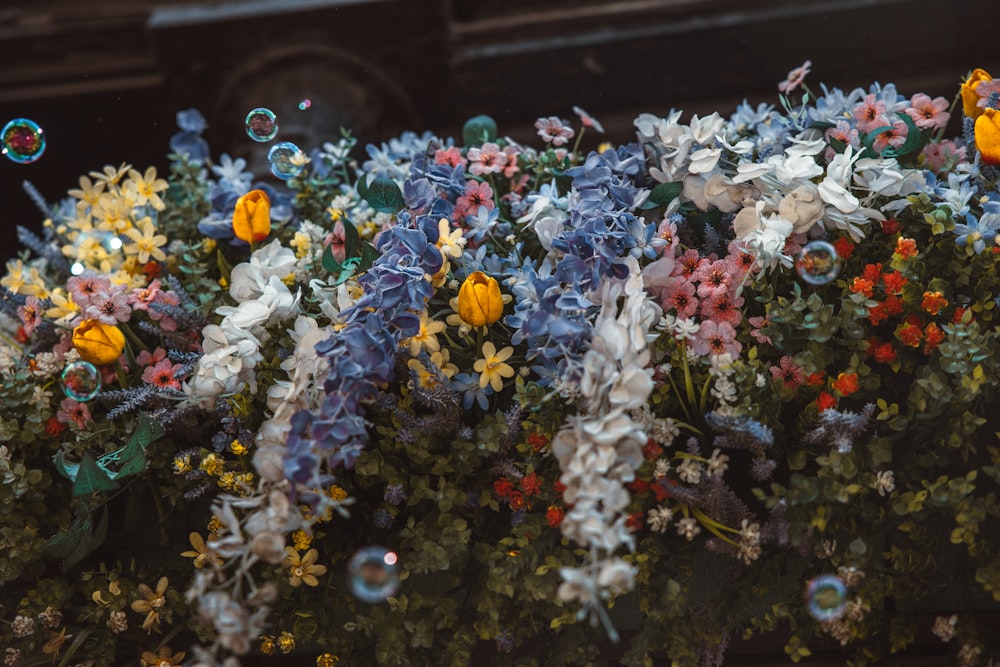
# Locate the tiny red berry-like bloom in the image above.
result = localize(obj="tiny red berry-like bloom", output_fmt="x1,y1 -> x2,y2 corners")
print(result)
643,438 -> 664,461
816,391 -> 837,412
832,236 -> 855,260
894,237 -> 918,258
520,472 -> 542,496
869,340 -> 898,364
897,316 -> 924,348
881,270 -> 907,296
881,218 -> 901,235
805,371 -> 826,386
45,415 -> 66,436
884,295 -> 905,316
862,263 -> 883,283
921,291 -> 948,315
626,512 -> 644,533
831,372 -> 859,396
851,277 -> 875,298
546,506 -> 565,528
527,432 -> 549,452
923,322 -> 945,353
628,479 -> 650,495
867,302 -> 889,326
493,478 -> 515,499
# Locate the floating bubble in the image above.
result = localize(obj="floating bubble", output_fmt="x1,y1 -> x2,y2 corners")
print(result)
2,118 -> 46,164
245,107 -> 278,142
267,141 -> 305,180
348,546 -> 400,603
795,240 -> 840,285
298,98 -> 312,111
805,574 -> 847,621
61,361 -> 101,401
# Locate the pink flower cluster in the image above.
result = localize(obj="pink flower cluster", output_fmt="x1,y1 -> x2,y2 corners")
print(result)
849,92 -> 951,155
65,274 -> 180,331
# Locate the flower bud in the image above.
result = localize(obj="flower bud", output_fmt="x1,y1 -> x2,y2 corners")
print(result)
457,271 -> 503,327
232,189 -> 271,243
72,319 -> 125,365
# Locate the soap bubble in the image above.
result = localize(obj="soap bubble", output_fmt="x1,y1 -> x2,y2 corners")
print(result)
298,98 -> 312,111
2,118 -> 46,164
348,546 -> 400,603
805,574 -> 847,621
267,141 -> 304,180
245,108 -> 278,142
795,240 -> 840,285
61,361 -> 101,401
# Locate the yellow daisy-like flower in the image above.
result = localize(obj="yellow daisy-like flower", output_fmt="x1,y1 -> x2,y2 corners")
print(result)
123,217 -> 168,264
1,259 -> 48,297
93,193 -> 134,235
130,576 -> 169,632
283,547 -> 327,587
474,341 -> 515,392
67,174 -> 106,208
141,646 -> 185,667
44,288 -> 79,325
181,532 -> 222,569
89,162 -> 131,187
405,309 -> 446,357
436,217 -> 466,259
126,166 -> 169,211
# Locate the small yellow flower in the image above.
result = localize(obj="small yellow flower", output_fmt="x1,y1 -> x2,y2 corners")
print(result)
2,259 -> 48,297
67,175 -> 107,207
203,238 -> 216,254
141,645 -> 185,667
283,547 -> 328,587
89,162 -> 131,187
328,207 -> 343,222
130,576 -> 169,632
474,341 -> 515,392
181,532 -> 222,569
292,529 -> 313,551
200,453 -> 224,477
291,231 -> 312,258
42,626 -> 72,661
126,166 -> 169,211
229,439 -> 248,456
317,654 -> 340,667
122,216 -> 168,264
278,631 -> 296,654
259,635 -> 277,656
172,453 -> 192,474
405,309 -> 446,357
207,515 -> 224,536
328,485 -> 348,502
436,217 -> 466,259
218,471 -> 237,490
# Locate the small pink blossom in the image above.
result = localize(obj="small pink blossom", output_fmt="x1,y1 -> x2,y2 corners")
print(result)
661,279 -> 699,319
921,140 -> 967,173
692,259 -> 732,299
453,180 -> 495,221
466,142 -> 508,177
724,239 -> 758,277
534,116 -> 575,146
671,249 -> 708,279
657,220 -> 679,256
136,346 -> 168,368
748,315 -> 773,345
56,397 -> 92,429
572,106 -> 605,133
129,279 -> 163,311
142,358 -> 181,390
691,320 -> 740,357
778,60 -> 812,95
67,273 -> 111,309
85,285 -> 132,324
905,93 -> 951,130
769,355 -> 805,390
434,146 -> 467,168
17,296 -> 42,337
853,94 -> 889,134
502,145 -> 522,179
871,119 -> 909,154
700,292 -> 744,328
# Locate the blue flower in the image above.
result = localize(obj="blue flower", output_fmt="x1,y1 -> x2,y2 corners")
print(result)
452,372 -> 492,410
954,202 -> 1000,253
466,205 -> 499,242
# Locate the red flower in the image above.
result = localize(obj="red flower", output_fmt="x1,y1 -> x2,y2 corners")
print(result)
850,277 -> 875,298
546,506 -> 565,528
881,271 -> 907,296
526,433 -> 549,452
867,339 -> 898,364
832,237 -> 855,260
509,491 -> 528,511
628,479 -> 650,495
862,263 -> 883,283
816,391 -> 837,412
923,322 -> 945,353
884,295 -> 905,316
626,512 -> 644,533
894,237 -> 919,259
805,371 -> 826,386
867,302 -> 889,326
643,438 -> 664,461
881,218 -> 901,235
493,478 -> 515,499
45,415 -> 66,436
520,472 -> 542,496
653,478 -> 676,502
769,355 -> 805,390
831,372 -> 859,396
921,291 -> 948,315
896,314 -> 924,347
553,481 -> 566,496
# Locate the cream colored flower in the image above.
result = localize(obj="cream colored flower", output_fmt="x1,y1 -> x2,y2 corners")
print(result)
123,217 -> 167,264
283,547 -> 327,587
126,166 -> 169,210
474,341 -> 515,391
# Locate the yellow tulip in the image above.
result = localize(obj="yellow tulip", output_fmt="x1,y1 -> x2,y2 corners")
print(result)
975,107 -> 1000,165
232,189 -> 271,243
962,68 -> 993,118
457,271 -> 503,327
72,319 -> 126,366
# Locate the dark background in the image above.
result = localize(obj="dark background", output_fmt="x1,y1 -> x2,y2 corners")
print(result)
2,0 -> 1000,264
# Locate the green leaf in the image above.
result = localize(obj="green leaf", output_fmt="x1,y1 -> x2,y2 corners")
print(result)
216,249 -> 233,287
342,218 -> 361,259
356,172 -> 370,199
43,513 -> 94,560
882,113 -> 927,162
356,241 -> 380,275
53,450 -> 79,481
365,176 -> 406,214
114,436 -> 147,479
72,451 -> 118,496
462,114 -> 498,146
648,181 -> 683,207
335,258 -> 362,285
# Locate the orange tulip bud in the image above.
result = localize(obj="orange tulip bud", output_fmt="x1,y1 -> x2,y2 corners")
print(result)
962,68 -> 993,118
72,319 -> 126,366
457,271 -> 503,327
232,189 -> 271,243
975,107 -> 1000,166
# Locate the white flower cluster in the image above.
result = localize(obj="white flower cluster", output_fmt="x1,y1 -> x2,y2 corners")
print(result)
551,257 -> 660,636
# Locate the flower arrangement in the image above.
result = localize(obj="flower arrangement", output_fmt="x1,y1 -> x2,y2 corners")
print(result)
2,63 -> 1000,667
